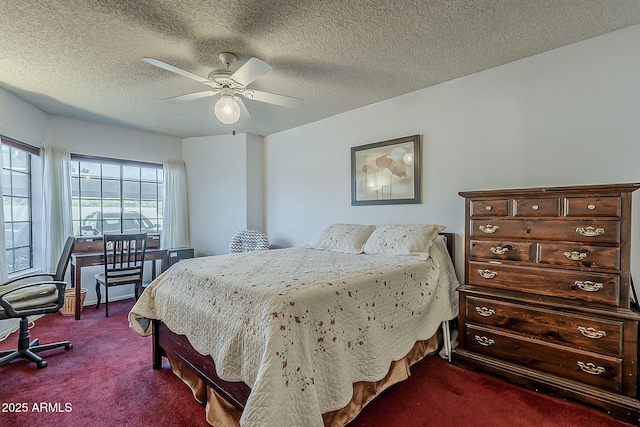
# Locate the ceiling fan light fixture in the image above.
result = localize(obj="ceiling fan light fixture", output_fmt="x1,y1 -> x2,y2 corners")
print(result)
145,53 -> 302,123
214,88 -> 240,124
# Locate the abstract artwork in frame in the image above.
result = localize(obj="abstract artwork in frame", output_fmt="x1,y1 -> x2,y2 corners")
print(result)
351,134 -> 421,205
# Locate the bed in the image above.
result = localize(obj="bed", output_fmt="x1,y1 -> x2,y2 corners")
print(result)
129,224 -> 459,427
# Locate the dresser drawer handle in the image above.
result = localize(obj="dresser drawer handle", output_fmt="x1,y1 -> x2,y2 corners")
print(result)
474,335 -> 495,347
576,227 -> 604,237
485,205 -> 492,211
575,280 -> 603,292
564,251 -> 587,261
577,361 -> 605,376
490,246 -> 510,255
475,306 -> 495,317
577,326 -> 607,339
588,204 -> 596,210
479,225 -> 499,234
531,205 -> 539,210
478,269 -> 498,279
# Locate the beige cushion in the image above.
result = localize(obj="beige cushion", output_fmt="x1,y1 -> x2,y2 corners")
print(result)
364,224 -> 446,256
96,269 -> 141,285
306,224 -> 376,254
0,276 -> 60,313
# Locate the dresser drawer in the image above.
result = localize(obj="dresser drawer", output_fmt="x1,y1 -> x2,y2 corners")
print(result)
470,199 -> 509,217
470,219 -> 620,243
469,240 -> 533,262
513,197 -> 560,217
465,324 -> 623,392
565,196 -> 621,217
538,244 -> 620,270
465,295 -> 623,355
468,261 -> 620,306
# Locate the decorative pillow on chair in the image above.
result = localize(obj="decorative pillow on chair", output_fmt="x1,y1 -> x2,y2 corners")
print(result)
364,224 -> 446,256
306,224 -> 376,254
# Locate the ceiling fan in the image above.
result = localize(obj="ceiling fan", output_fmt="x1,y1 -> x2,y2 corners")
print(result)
143,52 -> 303,124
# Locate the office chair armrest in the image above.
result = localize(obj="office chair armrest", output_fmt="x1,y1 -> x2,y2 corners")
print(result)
2,272 -> 55,286
0,280 -> 67,318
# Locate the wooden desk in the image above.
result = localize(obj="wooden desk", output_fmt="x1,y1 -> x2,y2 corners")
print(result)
70,248 -> 167,320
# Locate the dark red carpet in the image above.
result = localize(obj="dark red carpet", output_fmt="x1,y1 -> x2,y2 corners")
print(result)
0,299 -> 632,427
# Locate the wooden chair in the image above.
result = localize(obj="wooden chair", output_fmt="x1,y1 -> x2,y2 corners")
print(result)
95,233 -> 146,317
0,236 -> 75,369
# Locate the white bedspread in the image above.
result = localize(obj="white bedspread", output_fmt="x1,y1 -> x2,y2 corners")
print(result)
129,241 -> 459,427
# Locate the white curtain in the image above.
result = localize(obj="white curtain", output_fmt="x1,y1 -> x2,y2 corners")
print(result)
0,168 -> 11,341
0,152 -> 7,283
0,145 -> 11,339
42,146 -> 72,273
162,160 -> 189,249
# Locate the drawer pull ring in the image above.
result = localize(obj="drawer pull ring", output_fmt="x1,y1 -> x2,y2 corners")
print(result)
474,335 -> 495,347
475,306 -> 495,317
490,246 -> 509,255
478,269 -> 498,279
577,361 -> 605,376
479,225 -> 499,234
564,251 -> 587,261
576,227 -> 604,237
577,326 -> 606,339
575,281 -> 604,292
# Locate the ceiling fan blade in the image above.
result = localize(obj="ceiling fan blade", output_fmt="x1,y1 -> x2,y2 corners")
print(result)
242,89 -> 303,109
144,57 -> 210,84
161,90 -> 219,104
235,97 -> 251,120
229,57 -> 272,87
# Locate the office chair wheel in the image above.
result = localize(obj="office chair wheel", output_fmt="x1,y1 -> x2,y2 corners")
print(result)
36,360 -> 48,369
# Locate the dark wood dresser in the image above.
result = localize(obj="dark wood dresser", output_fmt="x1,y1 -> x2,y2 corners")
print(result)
455,183 -> 640,423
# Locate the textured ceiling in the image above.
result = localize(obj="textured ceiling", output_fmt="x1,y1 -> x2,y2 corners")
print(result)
1,1 -> 639,138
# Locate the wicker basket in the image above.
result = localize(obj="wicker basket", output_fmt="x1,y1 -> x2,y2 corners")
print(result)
61,288 -> 87,316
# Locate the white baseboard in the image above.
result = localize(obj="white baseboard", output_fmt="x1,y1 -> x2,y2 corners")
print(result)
0,294 -> 136,341
83,293 -> 136,307
0,314 -> 45,342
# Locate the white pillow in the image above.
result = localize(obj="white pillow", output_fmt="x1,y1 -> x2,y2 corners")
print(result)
306,224 -> 376,254
364,224 -> 446,256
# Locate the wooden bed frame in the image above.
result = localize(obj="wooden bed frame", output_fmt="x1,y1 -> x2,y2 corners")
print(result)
151,232 -> 456,412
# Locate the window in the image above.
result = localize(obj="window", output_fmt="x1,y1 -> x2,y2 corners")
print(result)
2,137 -> 39,275
71,156 -> 163,237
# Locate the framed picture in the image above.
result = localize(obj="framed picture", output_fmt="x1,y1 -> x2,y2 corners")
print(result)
351,134 -> 421,206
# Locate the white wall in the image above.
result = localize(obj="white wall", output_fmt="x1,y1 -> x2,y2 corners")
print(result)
264,24 -> 640,280
182,133 -> 265,256
246,133 -> 265,232
47,115 -> 181,162
0,88 -> 48,144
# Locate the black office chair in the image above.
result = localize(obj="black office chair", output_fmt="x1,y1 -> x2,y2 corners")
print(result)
95,233 -> 146,317
0,236 -> 76,369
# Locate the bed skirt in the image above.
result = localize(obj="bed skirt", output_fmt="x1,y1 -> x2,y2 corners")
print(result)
167,332 -> 441,427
